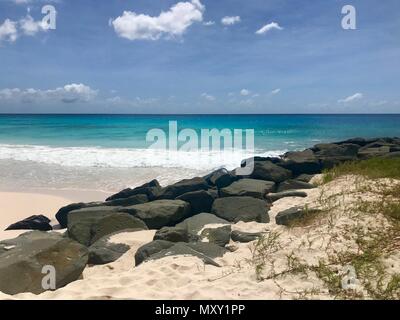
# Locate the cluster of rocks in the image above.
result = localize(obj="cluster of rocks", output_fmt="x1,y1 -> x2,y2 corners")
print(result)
1,137 -> 399,295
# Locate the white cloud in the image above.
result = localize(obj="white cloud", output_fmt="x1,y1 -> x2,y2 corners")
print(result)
338,93 -> 363,103
240,89 -> 250,96
0,84 -> 98,103
270,88 -> 281,95
19,15 -> 48,36
111,0 -> 205,41
221,16 -> 241,26
256,22 -> 283,35
0,14 -> 50,43
0,19 -> 18,42
201,93 -> 216,101
203,21 -> 215,26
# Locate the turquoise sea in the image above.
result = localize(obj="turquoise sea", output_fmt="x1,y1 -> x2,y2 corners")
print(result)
0,114 -> 399,192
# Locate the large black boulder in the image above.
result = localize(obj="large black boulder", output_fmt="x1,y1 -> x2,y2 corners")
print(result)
106,179 -> 161,201
219,178 -> 275,199
176,190 -> 215,214
55,194 -> 148,228
157,177 -> 209,199
6,215 -> 52,231
281,149 -> 321,175
211,197 -> 270,223
204,168 -> 238,189
249,161 -> 292,183
0,231 -> 88,295
120,200 -> 191,229
67,207 -> 147,246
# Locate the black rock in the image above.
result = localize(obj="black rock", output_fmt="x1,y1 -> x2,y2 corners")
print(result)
295,174 -> 315,183
265,190 -> 308,202
6,215 -> 52,231
120,200 -> 191,230
276,180 -> 316,192
147,242 -> 227,267
204,168 -> 238,189
313,143 -> 360,169
88,230 -> 132,265
275,206 -> 321,226
211,196 -> 270,223
157,177 -> 209,199
135,240 -> 175,266
200,225 -> 231,247
175,213 -> 230,241
248,161 -> 292,183
231,230 -> 262,243
105,194 -> 149,207
55,195 -> 149,229
0,231 -> 88,295
176,190 -> 215,214
67,207 -> 147,246
219,178 -> 275,199
106,179 -> 161,201
56,202 -> 88,228
281,149 -> 322,175
335,137 -> 370,147
154,226 -> 189,243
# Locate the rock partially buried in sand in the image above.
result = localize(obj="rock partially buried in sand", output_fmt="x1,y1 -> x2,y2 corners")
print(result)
0,231 -> 88,295
154,226 -> 189,243
135,240 -> 175,266
6,215 -> 52,231
147,242 -> 227,267
231,230 -> 263,243
120,200 -> 191,230
68,207 -> 148,246
88,230 -> 135,265
295,174 -> 315,183
157,177 -> 209,199
275,206 -> 322,226
276,180 -> 316,192
200,225 -> 231,247
175,213 -> 230,242
176,190 -> 215,214
219,178 -> 275,199
211,197 -> 270,223
265,190 -> 308,203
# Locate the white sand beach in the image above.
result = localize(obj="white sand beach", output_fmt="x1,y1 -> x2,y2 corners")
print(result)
1,175 -> 398,300
0,190 -> 110,241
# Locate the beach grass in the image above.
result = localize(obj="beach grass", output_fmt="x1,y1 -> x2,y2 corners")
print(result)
322,157 -> 400,184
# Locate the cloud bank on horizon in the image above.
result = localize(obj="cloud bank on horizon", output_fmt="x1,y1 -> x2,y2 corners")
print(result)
0,0 -> 399,113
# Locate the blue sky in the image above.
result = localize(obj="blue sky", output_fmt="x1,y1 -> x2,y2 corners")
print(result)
0,0 -> 399,113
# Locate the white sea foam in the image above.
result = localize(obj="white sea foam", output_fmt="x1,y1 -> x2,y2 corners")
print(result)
0,144 -> 286,171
